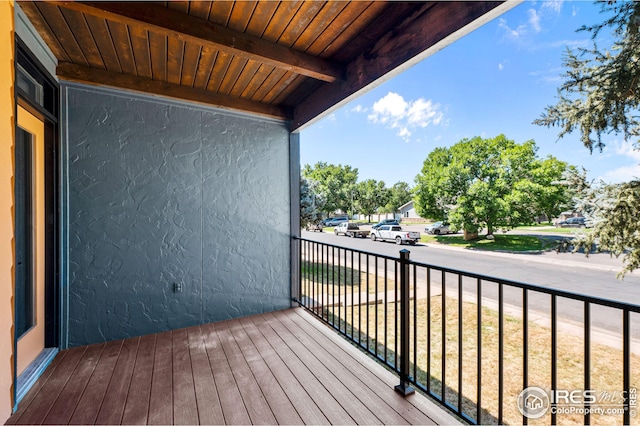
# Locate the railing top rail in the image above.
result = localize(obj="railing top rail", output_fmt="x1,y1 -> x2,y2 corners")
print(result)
294,236 -> 640,313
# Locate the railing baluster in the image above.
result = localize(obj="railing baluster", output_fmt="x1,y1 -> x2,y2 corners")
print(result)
395,260 -> 399,370
321,243 -> 325,320
333,246 -> 336,325
366,253 -> 370,352
551,294 -> 557,426
358,252 -> 362,346
442,270 -> 446,404
523,288 -> 529,426
458,274 -> 463,415
584,302 -> 591,425
498,283 -> 504,425
299,239 -> 304,306
338,247 -> 341,331
413,263 -> 418,386
344,248 -> 348,334
375,256 -> 379,359
427,266 -> 431,394
624,308 -> 631,426
313,241 -> 316,314
352,250 -> 355,337
477,278 -> 482,424
385,258 -> 388,363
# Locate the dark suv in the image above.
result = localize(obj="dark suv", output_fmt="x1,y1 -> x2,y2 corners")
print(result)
372,219 -> 399,229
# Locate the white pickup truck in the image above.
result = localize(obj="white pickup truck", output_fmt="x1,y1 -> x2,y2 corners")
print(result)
334,222 -> 370,238
370,225 -> 420,245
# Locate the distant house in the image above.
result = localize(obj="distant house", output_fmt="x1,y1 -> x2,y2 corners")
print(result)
399,200 -> 422,220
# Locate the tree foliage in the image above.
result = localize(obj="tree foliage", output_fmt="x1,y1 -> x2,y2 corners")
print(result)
302,162 -> 358,215
300,177 -> 324,227
355,179 -> 387,221
384,181 -> 413,214
535,1 -> 640,275
534,1 -> 640,152
414,135 -> 571,234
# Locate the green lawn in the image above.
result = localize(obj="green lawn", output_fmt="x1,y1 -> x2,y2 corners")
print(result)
422,233 -> 563,252
515,224 -> 590,234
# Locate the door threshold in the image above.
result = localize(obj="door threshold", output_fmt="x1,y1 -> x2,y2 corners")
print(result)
15,347 -> 58,408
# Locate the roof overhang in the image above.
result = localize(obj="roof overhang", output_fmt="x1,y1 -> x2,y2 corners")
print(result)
18,1 -> 519,130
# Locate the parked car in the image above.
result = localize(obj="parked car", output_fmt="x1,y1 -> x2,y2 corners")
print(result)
324,216 -> 348,227
424,221 -> 455,235
334,222 -> 370,238
321,218 -> 334,226
305,222 -> 323,232
370,225 -> 420,245
556,217 -> 588,228
372,219 -> 399,229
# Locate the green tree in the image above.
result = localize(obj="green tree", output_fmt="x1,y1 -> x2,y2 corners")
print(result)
413,147 -> 454,221
534,1 -> 640,275
414,135 -> 571,235
302,162 -> 358,216
355,179 -> 387,222
383,181 -> 413,215
506,157 -> 573,224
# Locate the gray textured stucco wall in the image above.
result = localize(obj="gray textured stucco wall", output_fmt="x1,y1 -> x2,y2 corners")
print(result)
63,84 -> 291,346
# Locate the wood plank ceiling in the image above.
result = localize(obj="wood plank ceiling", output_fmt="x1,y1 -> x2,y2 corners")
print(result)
18,1 -> 509,130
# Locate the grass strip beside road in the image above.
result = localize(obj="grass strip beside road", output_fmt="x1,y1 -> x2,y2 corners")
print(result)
422,234 -> 562,252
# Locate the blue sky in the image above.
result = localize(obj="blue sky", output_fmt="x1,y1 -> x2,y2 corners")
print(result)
300,1 -> 640,188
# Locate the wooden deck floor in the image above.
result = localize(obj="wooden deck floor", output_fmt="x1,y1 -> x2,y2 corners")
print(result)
7,308 -> 458,425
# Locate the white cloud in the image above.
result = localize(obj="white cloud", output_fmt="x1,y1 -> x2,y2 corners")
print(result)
367,92 -> 443,141
614,139 -> 640,162
499,2 -> 567,48
599,164 -> 640,183
498,18 -> 526,40
542,1 -> 564,14
350,104 -> 366,113
598,140 -> 640,183
498,62 -> 504,71
528,8 -> 541,33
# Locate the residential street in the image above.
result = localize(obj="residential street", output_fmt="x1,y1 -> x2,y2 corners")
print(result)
301,228 -> 640,341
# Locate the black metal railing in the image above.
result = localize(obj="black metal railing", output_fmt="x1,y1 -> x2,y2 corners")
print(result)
294,237 -> 640,425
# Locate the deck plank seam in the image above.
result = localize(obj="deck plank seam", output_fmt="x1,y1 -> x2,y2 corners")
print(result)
238,315 -> 330,425
214,319 -> 276,424
247,313 -> 354,424
192,325 -> 225,425
227,318 -> 304,425
273,310 -> 394,425
50,343 -> 107,425
265,311 -> 375,424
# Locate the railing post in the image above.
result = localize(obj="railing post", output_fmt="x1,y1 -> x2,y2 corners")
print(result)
395,249 -> 415,396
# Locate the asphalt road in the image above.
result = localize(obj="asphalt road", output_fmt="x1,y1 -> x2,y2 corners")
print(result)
300,229 -> 640,339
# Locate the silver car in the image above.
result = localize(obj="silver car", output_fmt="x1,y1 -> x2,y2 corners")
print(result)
424,221 -> 454,235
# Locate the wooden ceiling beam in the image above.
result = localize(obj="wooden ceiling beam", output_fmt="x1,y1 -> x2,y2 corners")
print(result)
291,1 -> 517,131
57,62 -> 291,121
50,1 -> 344,83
